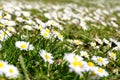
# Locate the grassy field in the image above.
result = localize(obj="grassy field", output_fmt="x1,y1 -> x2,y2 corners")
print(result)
0,0 -> 120,80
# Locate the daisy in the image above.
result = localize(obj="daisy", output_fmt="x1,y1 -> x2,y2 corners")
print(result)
15,41 -> 34,51
107,51 -> 116,60
46,20 -> 58,26
7,27 -> 16,33
73,40 -> 83,45
94,67 -> 109,77
92,56 -> 109,66
0,60 -> 8,74
69,60 -> 88,75
80,51 -> 89,58
39,50 -> 54,64
41,28 -> 51,39
0,30 -> 12,39
52,30 -> 63,41
90,42 -> 99,49
4,65 -> 19,79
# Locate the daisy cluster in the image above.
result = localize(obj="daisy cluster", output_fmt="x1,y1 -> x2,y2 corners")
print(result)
0,0 -> 119,80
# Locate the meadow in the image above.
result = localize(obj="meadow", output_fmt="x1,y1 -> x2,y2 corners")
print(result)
0,0 -> 120,80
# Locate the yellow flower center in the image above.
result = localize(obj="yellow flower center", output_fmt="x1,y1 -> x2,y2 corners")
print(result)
74,40 -> 81,45
20,44 -> 27,49
93,43 -> 96,47
0,7 -> 2,10
0,35 -> 2,39
8,27 -> 14,31
51,21 -> 55,25
3,32 -> 7,36
111,52 -> 115,57
97,68 -> 104,73
0,62 -> 4,68
72,61 -> 83,67
9,68 -> 14,73
88,62 -> 94,67
6,22 -> 9,25
58,33 -> 62,38
38,25 -> 43,30
97,57 -> 103,62
0,24 -> 3,27
118,31 -> 120,35
45,54 -> 51,60
4,11 -> 8,15
83,53 -> 87,57
46,29 -> 50,33
43,32 -> 49,37
0,16 -> 2,19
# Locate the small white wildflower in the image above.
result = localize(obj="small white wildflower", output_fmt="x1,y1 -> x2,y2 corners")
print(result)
39,50 -> 54,64
15,41 -> 34,51
4,65 -> 19,79
92,56 -> 109,66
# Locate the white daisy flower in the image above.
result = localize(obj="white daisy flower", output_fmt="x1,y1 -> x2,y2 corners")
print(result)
0,60 -> 8,74
7,27 -> 16,33
73,40 -> 83,45
4,65 -> 19,79
15,41 -> 34,51
92,56 -> 109,66
39,50 -> 54,64
80,51 -> 89,58
41,28 -> 51,39
94,67 -> 109,77
90,42 -> 99,49
46,20 -> 59,27
69,60 -> 88,75
0,30 -> 12,40
52,30 -> 64,41
107,51 -> 116,60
